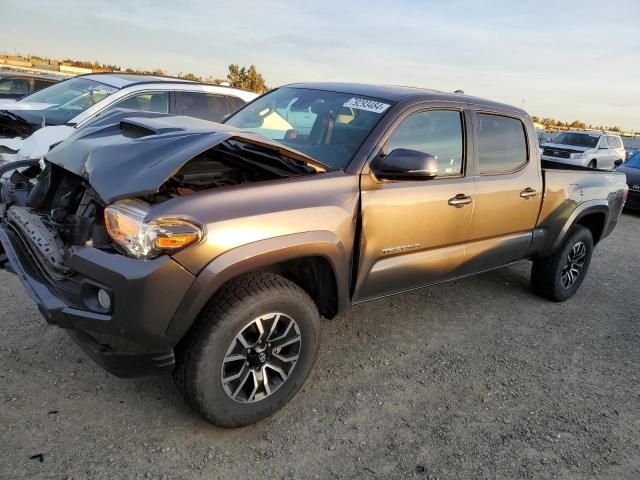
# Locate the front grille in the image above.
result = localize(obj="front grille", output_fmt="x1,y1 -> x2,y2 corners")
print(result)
543,148 -> 572,159
4,224 -> 84,307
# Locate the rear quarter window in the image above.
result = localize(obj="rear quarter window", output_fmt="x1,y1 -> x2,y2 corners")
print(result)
477,114 -> 528,174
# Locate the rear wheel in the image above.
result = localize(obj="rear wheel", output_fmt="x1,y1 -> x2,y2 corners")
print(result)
174,272 -> 320,427
531,225 -> 594,302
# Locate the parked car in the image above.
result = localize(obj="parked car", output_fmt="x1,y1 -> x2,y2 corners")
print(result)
0,70 -> 64,101
621,136 -> 640,160
0,83 -> 627,427
541,131 -> 625,170
617,151 -> 640,211
0,73 -> 257,163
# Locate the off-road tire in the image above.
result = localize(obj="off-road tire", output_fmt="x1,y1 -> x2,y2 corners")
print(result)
174,272 -> 320,427
531,225 -> 594,302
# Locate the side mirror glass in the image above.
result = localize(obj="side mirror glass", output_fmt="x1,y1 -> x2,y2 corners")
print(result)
372,148 -> 439,181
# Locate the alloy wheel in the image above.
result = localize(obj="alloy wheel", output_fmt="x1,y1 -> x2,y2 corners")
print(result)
221,313 -> 302,403
561,241 -> 587,289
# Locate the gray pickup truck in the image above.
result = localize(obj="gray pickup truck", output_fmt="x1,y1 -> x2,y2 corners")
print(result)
0,83 -> 628,427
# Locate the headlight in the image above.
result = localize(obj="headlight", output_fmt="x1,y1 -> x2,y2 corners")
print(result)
570,152 -> 587,159
104,199 -> 203,259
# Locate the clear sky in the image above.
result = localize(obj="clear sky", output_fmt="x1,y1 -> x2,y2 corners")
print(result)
1,0 -> 638,130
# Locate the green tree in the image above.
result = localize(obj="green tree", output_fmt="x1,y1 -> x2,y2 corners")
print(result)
226,64 -> 267,93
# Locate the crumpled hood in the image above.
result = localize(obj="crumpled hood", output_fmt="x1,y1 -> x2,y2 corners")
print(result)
44,111 -> 327,204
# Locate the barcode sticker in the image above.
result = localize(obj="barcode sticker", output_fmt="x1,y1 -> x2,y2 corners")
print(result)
343,98 -> 391,114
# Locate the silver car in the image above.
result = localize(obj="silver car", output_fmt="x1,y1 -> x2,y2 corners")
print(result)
541,131 -> 626,170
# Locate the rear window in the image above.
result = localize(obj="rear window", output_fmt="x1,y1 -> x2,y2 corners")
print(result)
477,114 -> 528,174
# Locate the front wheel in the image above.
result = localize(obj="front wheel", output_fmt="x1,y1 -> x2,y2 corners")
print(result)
531,225 -> 594,302
174,272 -> 320,427
587,160 -> 597,169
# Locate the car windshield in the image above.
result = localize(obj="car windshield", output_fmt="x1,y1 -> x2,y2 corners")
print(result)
17,77 -> 118,124
625,152 -> 640,168
224,87 -> 393,170
551,132 -> 599,148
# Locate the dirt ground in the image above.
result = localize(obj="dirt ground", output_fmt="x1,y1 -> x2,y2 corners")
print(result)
1,212 -> 639,480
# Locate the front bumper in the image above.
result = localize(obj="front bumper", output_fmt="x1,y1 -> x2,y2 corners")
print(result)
0,224 -> 196,377
540,154 -> 589,167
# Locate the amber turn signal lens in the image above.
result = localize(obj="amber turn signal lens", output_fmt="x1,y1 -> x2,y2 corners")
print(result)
155,233 -> 200,249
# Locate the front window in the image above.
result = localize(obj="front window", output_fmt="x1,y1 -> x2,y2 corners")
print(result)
224,87 -> 393,170
551,132 -> 599,149
17,77 -> 118,124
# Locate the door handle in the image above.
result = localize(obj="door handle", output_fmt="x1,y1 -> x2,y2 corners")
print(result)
520,188 -> 537,199
448,194 -> 472,207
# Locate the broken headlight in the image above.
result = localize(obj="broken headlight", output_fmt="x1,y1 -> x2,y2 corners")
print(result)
104,199 -> 202,259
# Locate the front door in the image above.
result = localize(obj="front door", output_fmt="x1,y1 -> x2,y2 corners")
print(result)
353,107 -> 475,302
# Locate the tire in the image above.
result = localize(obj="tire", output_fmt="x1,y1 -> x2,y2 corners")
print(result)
587,160 -> 597,169
531,225 -> 594,302
174,272 -> 320,427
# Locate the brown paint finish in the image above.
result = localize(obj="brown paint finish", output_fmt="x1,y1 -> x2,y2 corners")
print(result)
354,173 -> 475,301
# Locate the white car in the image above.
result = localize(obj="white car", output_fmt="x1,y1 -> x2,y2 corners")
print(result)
0,73 -> 257,163
540,131 -> 626,170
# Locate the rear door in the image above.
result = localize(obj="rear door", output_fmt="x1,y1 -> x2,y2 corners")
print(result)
353,104 -> 475,302
176,91 -> 228,122
461,109 -> 542,274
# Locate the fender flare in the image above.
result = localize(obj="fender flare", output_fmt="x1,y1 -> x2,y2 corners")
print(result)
549,200 -> 609,253
165,231 -> 351,339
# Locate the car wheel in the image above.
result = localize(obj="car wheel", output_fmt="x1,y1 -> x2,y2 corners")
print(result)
174,272 -> 320,427
587,160 -> 597,169
531,225 -> 593,302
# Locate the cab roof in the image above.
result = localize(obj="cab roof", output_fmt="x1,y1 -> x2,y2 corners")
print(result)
285,82 -> 526,114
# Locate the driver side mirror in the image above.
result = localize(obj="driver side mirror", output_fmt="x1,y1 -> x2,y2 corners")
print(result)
614,159 -> 623,167
372,148 -> 439,181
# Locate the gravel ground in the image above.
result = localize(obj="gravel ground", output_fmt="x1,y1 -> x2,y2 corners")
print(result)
1,212 -> 639,480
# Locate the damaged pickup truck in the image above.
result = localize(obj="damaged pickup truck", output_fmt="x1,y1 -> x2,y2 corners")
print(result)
0,83 -> 629,427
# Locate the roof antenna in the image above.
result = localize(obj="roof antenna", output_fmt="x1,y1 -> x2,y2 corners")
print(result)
454,89 -> 464,94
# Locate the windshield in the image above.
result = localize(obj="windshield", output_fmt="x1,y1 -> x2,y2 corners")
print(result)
551,132 -> 599,148
16,77 -> 118,125
224,87 -> 393,170
625,151 -> 640,168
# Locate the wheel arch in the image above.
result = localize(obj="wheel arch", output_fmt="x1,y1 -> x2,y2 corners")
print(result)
166,231 -> 351,340
550,200 -> 609,253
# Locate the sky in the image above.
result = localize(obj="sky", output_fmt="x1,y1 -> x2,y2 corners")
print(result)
1,0 -> 639,130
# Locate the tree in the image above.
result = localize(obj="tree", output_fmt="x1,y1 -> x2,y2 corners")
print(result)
226,64 -> 267,93
182,72 -> 201,81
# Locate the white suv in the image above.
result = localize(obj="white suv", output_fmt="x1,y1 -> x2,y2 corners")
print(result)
0,73 -> 257,163
540,131 -> 626,170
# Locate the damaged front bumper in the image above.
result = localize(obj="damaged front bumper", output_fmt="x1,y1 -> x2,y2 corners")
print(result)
0,222 -> 196,377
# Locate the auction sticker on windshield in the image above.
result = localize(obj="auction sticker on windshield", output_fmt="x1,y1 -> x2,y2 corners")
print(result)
343,98 -> 391,114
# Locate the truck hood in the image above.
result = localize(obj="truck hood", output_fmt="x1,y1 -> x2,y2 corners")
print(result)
44,111 -> 329,204
541,142 -> 592,153
0,109 -> 42,139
